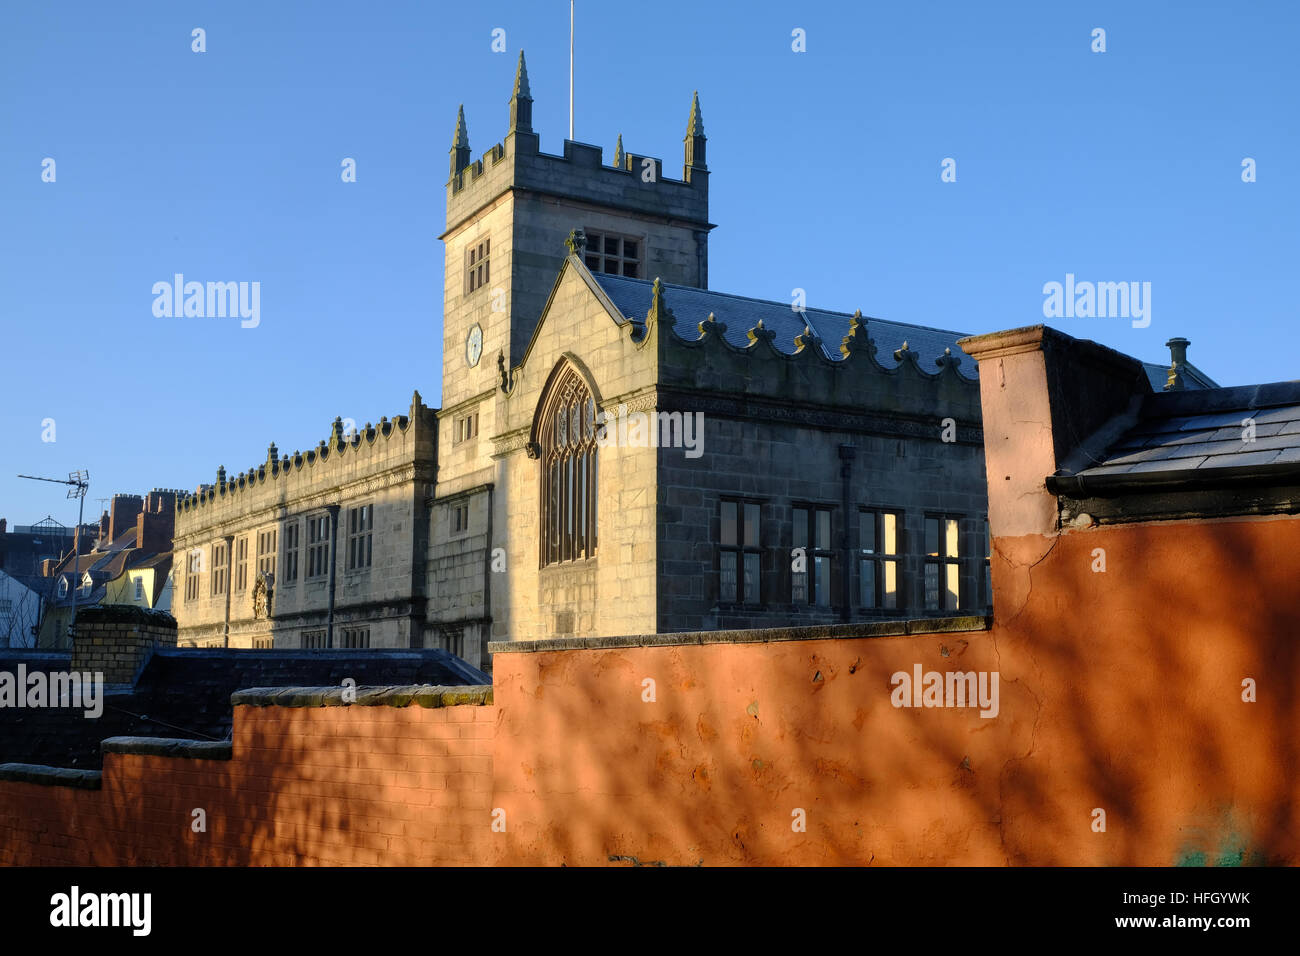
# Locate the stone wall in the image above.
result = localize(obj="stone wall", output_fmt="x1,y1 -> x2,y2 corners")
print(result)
71,604 -> 176,688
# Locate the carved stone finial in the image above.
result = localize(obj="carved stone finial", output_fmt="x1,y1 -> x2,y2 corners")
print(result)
840,310 -> 876,359
565,228 -> 587,257
794,323 -> 822,354
935,346 -> 962,372
614,134 -> 624,168
686,90 -> 705,138
746,319 -> 777,348
452,105 -> 469,150
512,50 -> 531,100
698,311 -> 728,340
893,341 -> 916,364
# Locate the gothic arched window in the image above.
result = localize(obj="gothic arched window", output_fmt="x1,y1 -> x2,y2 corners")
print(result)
540,369 -> 598,566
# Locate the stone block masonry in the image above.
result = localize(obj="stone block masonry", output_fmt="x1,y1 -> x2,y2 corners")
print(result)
71,605 -> 177,688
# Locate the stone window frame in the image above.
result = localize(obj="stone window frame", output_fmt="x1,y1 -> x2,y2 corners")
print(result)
58,576 -> 69,599
306,514 -> 330,579
923,513 -> 963,612
453,410 -> 479,445
234,536 -> 249,591
719,497 -> 762,606
184,550 -> 202,602
340,626 -> 370,649
451,502 -> 470,535
858,507 -> 904,611
252,636 -> 274,649
257,528 -> 277,578
792,503 -> 835,607
465,236 -> 490,295
346,504 -> 374,572
583,229 -> 641,279
539,368 -> 599,567
282,519 -> 300,584
211,542 -> 227,597
301,628 -> 328,649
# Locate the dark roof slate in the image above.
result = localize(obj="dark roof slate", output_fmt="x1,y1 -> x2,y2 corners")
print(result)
1066,381 -> 1300,484
592,273 -> 978,376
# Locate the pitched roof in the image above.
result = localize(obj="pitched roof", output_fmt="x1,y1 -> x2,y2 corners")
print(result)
1052,381 -> 1300,492
592,273 -> 978,376
593,273 -> 1221,394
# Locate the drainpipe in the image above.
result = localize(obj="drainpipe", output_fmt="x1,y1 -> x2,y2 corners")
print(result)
326,504 -> 340,648
838,444 -> 855,623
222,534 -> 234,648
482,484 -> 495,669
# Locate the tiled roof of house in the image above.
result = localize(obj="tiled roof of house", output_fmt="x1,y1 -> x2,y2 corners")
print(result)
1053,381 -> 1300,491
0,648 -> 491,770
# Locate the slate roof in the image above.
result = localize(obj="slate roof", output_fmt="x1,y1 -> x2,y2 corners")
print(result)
1055,381 -> 1300,490
592,273 -> 979,377
0,647 -> 490,770
592,273 -> 1220,395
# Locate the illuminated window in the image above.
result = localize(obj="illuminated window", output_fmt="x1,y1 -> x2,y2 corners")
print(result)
859,509 -> 902,610
924,515 -> 962,611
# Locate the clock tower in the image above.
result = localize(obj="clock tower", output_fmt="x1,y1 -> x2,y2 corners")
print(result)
437,51 -> 711,484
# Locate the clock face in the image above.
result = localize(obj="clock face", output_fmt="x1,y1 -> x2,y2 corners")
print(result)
465,324 -> 483,367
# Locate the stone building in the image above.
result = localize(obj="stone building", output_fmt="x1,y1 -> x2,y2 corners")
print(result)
171,399 -> 438,652
172,53 -> 1215,667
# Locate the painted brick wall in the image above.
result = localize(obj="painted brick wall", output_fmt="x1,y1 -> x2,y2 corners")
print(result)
0,700 -> 497,866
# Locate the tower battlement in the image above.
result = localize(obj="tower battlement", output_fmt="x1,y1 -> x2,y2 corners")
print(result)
445,54 -> 709,234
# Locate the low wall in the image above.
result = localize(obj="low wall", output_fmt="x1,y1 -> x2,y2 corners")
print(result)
0,687 -> 494,866
1,513 -> 1296,866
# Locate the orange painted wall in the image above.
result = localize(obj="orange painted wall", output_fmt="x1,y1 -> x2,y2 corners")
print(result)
0,703 -> 497,866
2,514 -> 1297,866
491,514 -> 1300,866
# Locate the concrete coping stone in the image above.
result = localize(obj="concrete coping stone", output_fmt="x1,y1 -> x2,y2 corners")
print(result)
100,737 -> 233,760
487,615 -> 992,655
230,684 -> 493,709
0,762 -> 103,790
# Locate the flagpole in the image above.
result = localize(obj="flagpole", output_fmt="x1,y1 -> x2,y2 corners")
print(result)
569,0 -> 574,140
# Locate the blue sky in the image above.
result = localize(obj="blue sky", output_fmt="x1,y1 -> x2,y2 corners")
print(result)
1,0 -> 1296,526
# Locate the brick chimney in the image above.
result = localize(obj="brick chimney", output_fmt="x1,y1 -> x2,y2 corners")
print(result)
136,497 -> 176,554
957,325 -> 1151,539
107,494 -> 144,544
